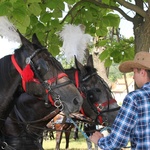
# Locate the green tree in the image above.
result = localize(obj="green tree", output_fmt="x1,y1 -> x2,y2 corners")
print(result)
109,63 -> 122,82
99,34 -> 134,67
0,0 -> 148,63
0,0 -> 119,58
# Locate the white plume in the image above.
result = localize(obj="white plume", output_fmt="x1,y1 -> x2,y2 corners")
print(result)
0,16 -> 21,43
58,24 -> 93,63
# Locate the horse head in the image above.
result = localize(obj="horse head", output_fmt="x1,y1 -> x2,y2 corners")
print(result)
17,33 -> 83,115
68,55 -> 120,126
0,32 -> 83,129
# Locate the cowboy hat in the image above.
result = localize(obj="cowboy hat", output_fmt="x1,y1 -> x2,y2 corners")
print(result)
119,51 -> 150,73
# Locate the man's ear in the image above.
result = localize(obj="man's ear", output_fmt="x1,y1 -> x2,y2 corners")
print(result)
141,69 -> 146,76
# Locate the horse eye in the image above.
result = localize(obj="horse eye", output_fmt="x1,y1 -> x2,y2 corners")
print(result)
37,66 -> 41,70
95,88 -> 101,92
90,94 -> 94,99
36,59 -> 49,75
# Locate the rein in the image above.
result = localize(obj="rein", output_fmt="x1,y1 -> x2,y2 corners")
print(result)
13,105 -> 60,125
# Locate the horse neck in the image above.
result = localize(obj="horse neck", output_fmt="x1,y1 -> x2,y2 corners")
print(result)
14,94 -> 55,122
0,56 -> 21,128
3,94 -> 56,137
0,55 -> 20,86
0,47 -> 28,89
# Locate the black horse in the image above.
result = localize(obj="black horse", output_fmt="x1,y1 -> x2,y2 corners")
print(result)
2,54 -> 120,150
46,55 -> 120,150
0,32 -> 83,147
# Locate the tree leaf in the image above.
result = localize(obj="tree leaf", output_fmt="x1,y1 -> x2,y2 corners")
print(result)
99,50 -> 109,61
12,8 -> 30,33
29,3 -> 42,16
27,0 -> 41,3
104,57 -> 112,67
103,13 -> 120,27
96,27 -> 108,36
0,2 -> 12,16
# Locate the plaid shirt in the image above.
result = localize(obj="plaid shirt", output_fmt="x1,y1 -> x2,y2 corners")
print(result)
98,82 -> 150,150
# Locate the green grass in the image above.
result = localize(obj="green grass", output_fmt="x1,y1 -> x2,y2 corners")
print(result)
42,131 -> 131,150
42,131 -> 96,150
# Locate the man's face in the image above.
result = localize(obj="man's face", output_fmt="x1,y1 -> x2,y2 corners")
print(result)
133,68 -> 145,88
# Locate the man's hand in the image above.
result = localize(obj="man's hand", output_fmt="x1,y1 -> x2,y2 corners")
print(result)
89,131 -> 104,144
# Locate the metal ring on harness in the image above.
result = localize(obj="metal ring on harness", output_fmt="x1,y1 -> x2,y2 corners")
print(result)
1,142 -> 8,149
54,95 -> 64,111
54,100 -> 62,108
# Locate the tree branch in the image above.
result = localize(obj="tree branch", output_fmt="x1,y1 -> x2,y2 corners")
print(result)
61,0 -> 134,23
60,1 -> 84,24
116,0 -> 146,18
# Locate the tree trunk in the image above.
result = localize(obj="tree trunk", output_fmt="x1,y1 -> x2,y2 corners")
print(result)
134,11 -> 150,53
92,47 -> 111,87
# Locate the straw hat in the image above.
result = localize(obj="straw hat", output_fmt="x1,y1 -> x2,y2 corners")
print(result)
119,51 -> 150,73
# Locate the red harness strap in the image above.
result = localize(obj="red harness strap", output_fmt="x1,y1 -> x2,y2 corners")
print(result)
46,73 -> 68,106
47,73 -> 68,84
94,99 -> 117,124
74,70 -> 87,116
75,70 -> 79,88
11,54 -> 40,91
94,99 -> 117,111
11,54 -> 69,106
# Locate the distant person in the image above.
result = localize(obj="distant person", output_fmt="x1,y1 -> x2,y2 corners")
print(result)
90,51 -> 150,150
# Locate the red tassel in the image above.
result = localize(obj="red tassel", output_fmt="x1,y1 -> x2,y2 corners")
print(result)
22,64 -> 34,82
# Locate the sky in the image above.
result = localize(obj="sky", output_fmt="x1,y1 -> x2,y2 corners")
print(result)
116,6 -> 134,39
0,37 -> 20,58
119,18 -> 133,38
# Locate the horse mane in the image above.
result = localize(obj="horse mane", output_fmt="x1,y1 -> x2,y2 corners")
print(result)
49,54 -> 65,72
84,66 -> 97,74
0,55 -> 13,87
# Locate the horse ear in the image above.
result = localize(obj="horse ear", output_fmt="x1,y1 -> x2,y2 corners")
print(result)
75,55 -> 83,70
74,56 -> 87,75
87,55 -> 94,67
32,33 -> 43,47
17,30 -> 32,46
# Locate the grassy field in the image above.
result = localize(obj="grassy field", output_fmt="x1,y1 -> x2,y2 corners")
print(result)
42,130 -> 131,150
42,131 -> 96,150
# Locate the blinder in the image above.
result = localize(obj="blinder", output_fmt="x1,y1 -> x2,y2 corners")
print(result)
36,58 -> 49,76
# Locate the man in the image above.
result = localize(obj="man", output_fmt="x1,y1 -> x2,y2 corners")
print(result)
90,51 -> 150,150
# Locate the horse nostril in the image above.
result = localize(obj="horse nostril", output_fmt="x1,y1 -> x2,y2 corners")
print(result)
73,98 -> 79,105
